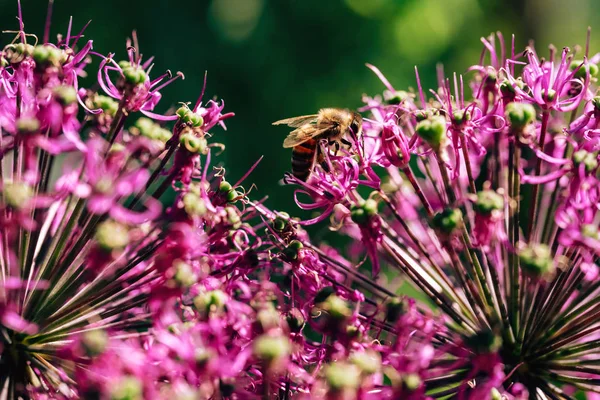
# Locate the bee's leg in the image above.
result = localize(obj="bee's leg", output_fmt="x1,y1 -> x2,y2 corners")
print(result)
333,141 -> 340,156
341,138 -> 352,146
316,147 -> 331,173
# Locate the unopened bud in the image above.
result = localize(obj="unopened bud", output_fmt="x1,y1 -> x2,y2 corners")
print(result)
518,243 -> 554,277
415,115 -> 447,150
95,221 -> 129,251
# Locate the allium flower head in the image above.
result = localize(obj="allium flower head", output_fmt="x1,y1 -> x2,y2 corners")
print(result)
3,2 -> 600,400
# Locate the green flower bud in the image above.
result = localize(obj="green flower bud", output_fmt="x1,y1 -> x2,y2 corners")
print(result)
505,102 -> 536,129
350,350 -> 381,374
322,295 -> 351,320
573,150 -> 598,172
350,198 -> 378,225
32,45 -> 50,64
431,208 -> 463,235
499,79 -> 516,96
474,190 -> 504,215
193,289 -> 227,314
593,96 -> 600,110
93,95 -> 119,116
176,106 -> 190,119
415,115 -> 447,150
384,90 -> 410,105
286,308 -> 305,332
110,376 -> 143,400
519,244 -> 554,277
16,117 -> 40,134
179,133 -> 207,154
402,374 -> 421,391
570,60 -> 599,79
81,329 -> 109,357
257,305 -> 281,331
3,182 -> 33,209
491,388 -> 503,400
282,240 -> 304,261
190,113 -> 204,127
465,330 -> 502,354
183,192 -> 207,216
271,216 -> 288,232
53,85 -> 77,105
226,206 -> 241,229
582,224 -> 599,240
172,260 -> 197,287
95,221 -> 129,251
314,286 -> 336,304
385,297 -> 407,323
542,88 -> 556,102
122,65 -> 147,85
219,181 -> 232,193
253,335 -> 290,363
452,110 -> 470,125
324,362 -> 361,391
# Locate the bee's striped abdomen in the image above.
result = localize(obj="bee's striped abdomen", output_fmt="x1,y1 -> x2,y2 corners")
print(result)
291,138 -> 317,181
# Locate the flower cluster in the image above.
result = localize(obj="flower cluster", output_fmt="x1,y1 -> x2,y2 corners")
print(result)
281,32 -> 600,398
2,3 -> 600,399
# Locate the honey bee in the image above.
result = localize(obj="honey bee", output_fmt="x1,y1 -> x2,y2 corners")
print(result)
273,108 -> 362,181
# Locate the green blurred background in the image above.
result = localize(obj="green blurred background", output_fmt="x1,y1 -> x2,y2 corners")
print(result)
1,0 -> 599,214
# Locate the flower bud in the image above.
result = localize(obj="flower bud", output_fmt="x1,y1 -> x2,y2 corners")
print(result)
95,221 -> 129,251
415,115 -> 447,150
253,334 -> 290,365
350,350 -> 381,374
189,113 -> 204,127
582,224 -> 599,240
491,388 -> 503,400
218,180 -> 239,202
183,192 -> 207,216
271,214 -> 290,232
109,376 -> 143,400
401,374 -> 422,391
384,90 -> 410,105
350,198 -> 378,225
81,329 -> 109,357
570,59 -> 599,79
321,295 -> 351,320
256,305 -> 281,331
518,243 -> 554,277
225,206 -> 241,229
385,297 -> 407,323
193,290 -> 227,315
325,362 -> 361,392
93,95 -> 119,116
282,240 -> 303,261
431,208 -> 463,235
505,102 -> 536,129
474,190 -> 504,215
179,133 -> 207,154
573,149 -> 598,172
3,182 -> 33,209
16,117 -> 40,134
172,260 -> 197,288
286,308 -> 305,332
53,85 -> 77,105
121,62 -> 147,85
314,286 -> 336,304
465,330 -> 502,354
176,106 -> 190,119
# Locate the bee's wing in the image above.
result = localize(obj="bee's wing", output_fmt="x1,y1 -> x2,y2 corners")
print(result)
282,125 -> 330,148
273,115 -> 319,128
